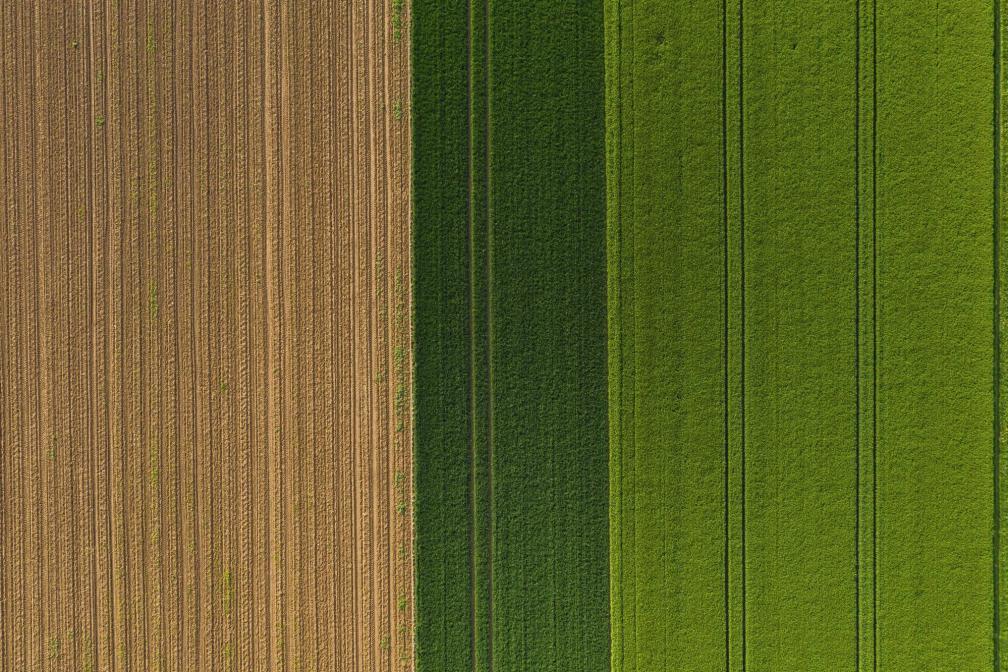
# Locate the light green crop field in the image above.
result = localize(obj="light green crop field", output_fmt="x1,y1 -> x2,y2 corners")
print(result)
607,0 -> 1004,670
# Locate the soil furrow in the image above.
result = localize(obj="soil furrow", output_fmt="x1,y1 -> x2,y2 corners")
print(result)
1,3 -> 413,670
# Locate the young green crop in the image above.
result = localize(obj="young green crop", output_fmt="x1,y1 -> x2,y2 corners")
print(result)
413,1 -> 609,670
607,0 -> 1003,669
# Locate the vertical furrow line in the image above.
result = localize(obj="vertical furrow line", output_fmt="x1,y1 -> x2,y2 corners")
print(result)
200,4 -> 216,668
724,0 -> 743,667
350,0 -> 363,666
396,0 -> 416,656
281,2 -> 293,667
84,1 -> 102,660
249,4 -> 264,667
377,0 -> 394,665
603,0 -> 626,662
338,0 -> 354,665
0,3 -> 13,667
366,0 -> 381,664
206,4 -> 219,667
467,0 -> 479,662
145,5 -> 165,668
357,2 -> 368,663
223,7 -> 239,668
10,7 -> 26,666
238,5 -> 256,665
994,0 -> 1002,665
721,0 -> 730,665
303,8 -> 319,671
188,2 -> 204,666
0,3 -> 7,665
0,12 -> 8,655
49,4 -> 70,668
167,5 -> 184,667
326,0 -> 342,667
304,7 -> 317,655
737,0 -> 746,667
263,0 -> 278,668
26,4 -> 46,668
278,3 -> 293,668
363,0 -> 379,661
7,7 -> 29,668
96,4 -> 117,669
0,65 -> 7,667
626,0 -> 633,663
132,6 -> 150,667
998,0 -> 1008,661
309,6 -> 324,669
373,0 -> 387,660
83,1 -> 103,668
855,0 -> 862,667
279,6 -> 294,667
29,5 -> 49,672
871,0 -> 879,666
163,6 -> 181,668
122,7 -> 139,669
111,3 -> 129,668
208,7 -> 222,665
315,8 -> 329,668
855,0 -> 878,666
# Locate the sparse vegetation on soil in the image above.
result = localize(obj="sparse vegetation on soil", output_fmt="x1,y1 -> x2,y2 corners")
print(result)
0,1 -> 413,670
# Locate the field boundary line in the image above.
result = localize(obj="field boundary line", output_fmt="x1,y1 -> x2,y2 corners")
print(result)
855,0 -> 881,667
870,0 -> 878,667
737,0 -> 747,667
603,0 -> 629,665
994,0 -> 1002,666
854,0 -> 870,668
721,0 -> 730,667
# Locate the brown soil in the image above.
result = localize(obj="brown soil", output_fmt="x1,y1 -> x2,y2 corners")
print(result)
0,1 -> 412,671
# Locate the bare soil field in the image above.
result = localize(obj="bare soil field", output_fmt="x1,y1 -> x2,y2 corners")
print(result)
0,1 -> 412,671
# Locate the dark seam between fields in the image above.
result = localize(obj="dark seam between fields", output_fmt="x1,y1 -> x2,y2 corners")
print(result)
721,0 -> 730,667
855,0 -> 861,668
994,0 -> 1002,666
465,0 -> 477,667
737,0 -> 746,668
623,1 -> 633,665
612,0 -> 620,668
870,0 -> 879,667
141,2 -> 153,665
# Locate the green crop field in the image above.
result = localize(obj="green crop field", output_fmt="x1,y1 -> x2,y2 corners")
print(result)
412,1 -> 610,671
413,0 -> 1007,669
607,0 -> 1004,670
